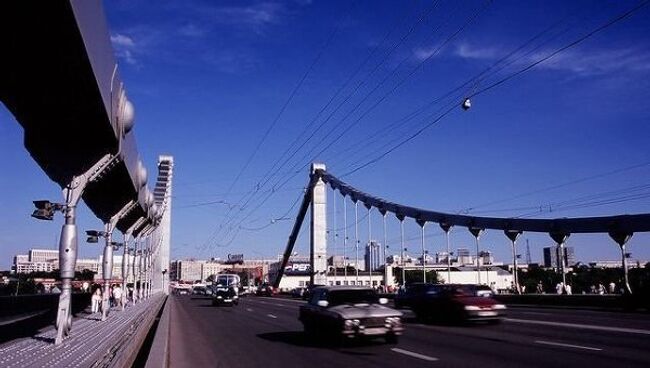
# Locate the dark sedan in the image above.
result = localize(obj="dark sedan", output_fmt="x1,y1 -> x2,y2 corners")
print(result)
405,284 -> 506,324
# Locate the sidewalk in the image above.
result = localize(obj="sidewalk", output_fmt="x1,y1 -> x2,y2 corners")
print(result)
0,295 -> 164,368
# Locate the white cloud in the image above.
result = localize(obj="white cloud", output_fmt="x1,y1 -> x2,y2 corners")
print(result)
111,33 -> 138,65
207,2 -> 286,32
110,34 -> 135,48
455,43 -> 500,60
453,42 -> 650,77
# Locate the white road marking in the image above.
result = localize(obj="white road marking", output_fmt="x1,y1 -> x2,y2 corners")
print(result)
505,318 -> 650,335
246,308 -> 253,312
267,314 -> 277,319
516,311 -> 551,316
391,348 -> 439,362
275,303 -> 286,307
535,340 -> 602,351
258,297 -> 304,304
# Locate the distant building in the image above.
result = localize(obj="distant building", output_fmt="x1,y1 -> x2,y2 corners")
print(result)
75,258 -> 101,273
28,249 -> 58,263
386,254 -> 414,266
435,251 -> 451,264
588,260 -> 649,269
170,258 -> 273,284
12,248 -> 59,274
456,248 -> 473,266
478,251 -> 494,266
543,246 -> 575,268
364,241 -> 381,271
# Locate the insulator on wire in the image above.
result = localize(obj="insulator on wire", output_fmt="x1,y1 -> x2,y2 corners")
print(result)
462,98 -> 472,110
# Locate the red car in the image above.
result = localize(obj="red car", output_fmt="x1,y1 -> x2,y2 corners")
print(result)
408,284 -> 506,324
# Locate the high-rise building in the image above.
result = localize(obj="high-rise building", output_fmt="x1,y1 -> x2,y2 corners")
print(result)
364,241 -> 381,271
543,246 -> 576,268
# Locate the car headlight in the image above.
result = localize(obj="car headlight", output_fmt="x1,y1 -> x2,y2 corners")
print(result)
344,319 -> 361,329
217,296 -> 223,299
464,305 -> 480,311
492,304 -> 507,310
385,317 -> 401,325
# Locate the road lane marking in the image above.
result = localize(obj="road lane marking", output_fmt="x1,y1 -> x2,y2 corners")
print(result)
391,348 -> 438,361
267,314 -> 277,319
505,318 -> 650,335
258,297 -> 304,304
515,311 -> 551,316
246,308 -> 253,312
535,340 -> 602,351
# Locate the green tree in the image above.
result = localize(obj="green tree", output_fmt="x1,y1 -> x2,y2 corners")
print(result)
394,268 -> 441,285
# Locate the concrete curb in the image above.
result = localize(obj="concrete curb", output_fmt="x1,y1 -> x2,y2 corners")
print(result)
144,296 -> 171,368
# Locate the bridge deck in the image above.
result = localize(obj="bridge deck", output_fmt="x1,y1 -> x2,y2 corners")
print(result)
0,295 -> 164,368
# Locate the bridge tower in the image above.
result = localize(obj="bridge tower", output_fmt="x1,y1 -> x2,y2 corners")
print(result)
152,155 -> 174,295
310,163 -> 328,286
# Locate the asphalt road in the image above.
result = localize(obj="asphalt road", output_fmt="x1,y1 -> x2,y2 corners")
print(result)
168,295 -> 650,368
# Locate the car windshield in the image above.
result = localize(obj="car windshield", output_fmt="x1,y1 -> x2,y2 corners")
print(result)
215,275 -> 238,286
327,289 -> 378,306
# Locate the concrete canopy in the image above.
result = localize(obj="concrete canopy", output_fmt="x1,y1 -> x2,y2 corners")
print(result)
0,0 -> 152,232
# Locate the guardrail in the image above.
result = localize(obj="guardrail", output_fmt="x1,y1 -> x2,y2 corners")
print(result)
101,295 -> 167,368
144,295 -> 171,368
0,293 -> 91,342
493,293 -> 649,312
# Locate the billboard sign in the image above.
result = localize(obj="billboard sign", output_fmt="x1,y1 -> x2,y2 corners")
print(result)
284,262 -> 311,276
226,254 -> 244,265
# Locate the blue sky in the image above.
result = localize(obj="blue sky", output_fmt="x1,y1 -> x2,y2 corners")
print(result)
1,0 -> 650,269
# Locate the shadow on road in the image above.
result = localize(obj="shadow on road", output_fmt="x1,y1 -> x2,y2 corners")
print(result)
257,331 -> 387,351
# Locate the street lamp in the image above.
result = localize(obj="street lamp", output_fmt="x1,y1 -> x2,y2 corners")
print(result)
86,230 -> 125,321
31,200 -> 64,220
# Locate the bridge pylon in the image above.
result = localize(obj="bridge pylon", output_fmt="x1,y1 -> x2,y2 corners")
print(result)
310,163 -> 328,287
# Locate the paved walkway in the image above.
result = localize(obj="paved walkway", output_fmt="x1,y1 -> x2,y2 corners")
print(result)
0,295 -> 164,368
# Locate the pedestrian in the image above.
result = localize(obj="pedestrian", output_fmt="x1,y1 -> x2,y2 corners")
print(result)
113,285 -> 123,308
556,282 -> 564,295
608,282 -> 616,294
565,284 -> 572,295
91,288 -> 102,313
536,281 -> 544,294
598,283 -> 606,295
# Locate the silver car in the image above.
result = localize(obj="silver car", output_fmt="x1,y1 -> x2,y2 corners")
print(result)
299,286 -> 404,344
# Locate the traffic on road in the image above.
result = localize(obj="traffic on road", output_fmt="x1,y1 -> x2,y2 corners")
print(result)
173,285 -> 650,367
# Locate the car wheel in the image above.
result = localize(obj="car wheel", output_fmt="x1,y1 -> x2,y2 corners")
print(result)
385,334 -> 399,344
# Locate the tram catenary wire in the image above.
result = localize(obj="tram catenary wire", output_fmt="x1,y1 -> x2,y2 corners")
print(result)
206,0 -> 648,249
202,1 -> 448,251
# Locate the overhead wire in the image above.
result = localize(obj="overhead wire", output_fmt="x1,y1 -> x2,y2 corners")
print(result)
336,0 -> 650,178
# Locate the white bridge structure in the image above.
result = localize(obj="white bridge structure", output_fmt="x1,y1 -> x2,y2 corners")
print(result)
274,164 -> 650,293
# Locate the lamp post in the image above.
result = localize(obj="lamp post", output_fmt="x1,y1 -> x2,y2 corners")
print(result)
417,219 -> 427,283
550,232 -> 570,289
505,230 -> 522,294
440,222 -> 452,284
609,231 -> 633,294
469,227 -> 484,284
